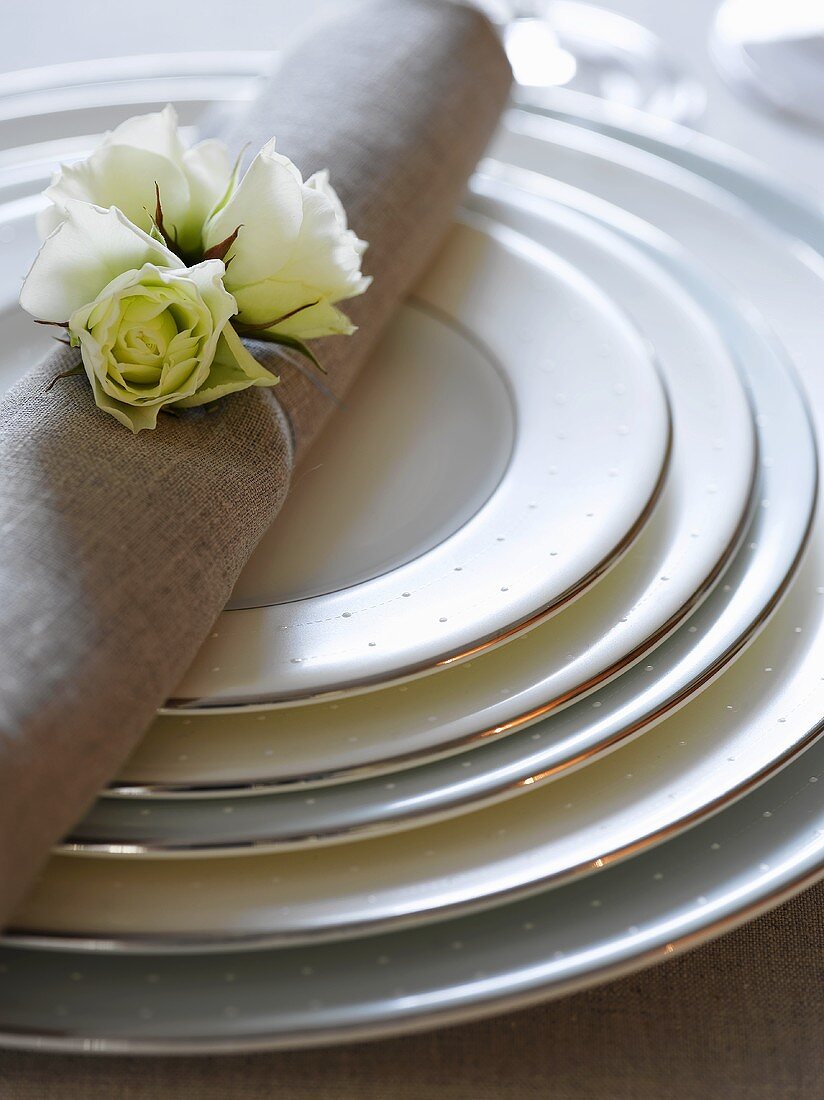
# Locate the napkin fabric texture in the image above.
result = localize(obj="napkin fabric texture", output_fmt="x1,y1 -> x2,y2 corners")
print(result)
0,0 -> 511,925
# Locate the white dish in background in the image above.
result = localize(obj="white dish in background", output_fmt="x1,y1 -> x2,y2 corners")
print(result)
506,0 -> 705,125
711,0 -> 824,133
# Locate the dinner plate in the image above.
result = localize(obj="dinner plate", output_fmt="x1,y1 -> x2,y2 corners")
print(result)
2,726 -> 823,1052
68,186 -> 811,852
114,178 -> 760,795
1,195 -> 672,706
11,100 -> 824,949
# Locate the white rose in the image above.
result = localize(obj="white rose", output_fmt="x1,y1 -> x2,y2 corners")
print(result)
21,201 -> 276,432
202,140 -> 371,341
38,106 -> 234,258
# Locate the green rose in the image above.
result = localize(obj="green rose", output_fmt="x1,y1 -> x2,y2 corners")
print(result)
20,201 -> 277,432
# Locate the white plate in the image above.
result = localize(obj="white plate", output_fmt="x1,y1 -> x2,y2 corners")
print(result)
69,186 -> 812,852
11,105 -> 824,949
172,215 -> 670,703
117,214 -> 757,791
0,198 -> 671,705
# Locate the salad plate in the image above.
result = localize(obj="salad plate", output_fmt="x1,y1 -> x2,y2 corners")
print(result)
169,208 -> 669,705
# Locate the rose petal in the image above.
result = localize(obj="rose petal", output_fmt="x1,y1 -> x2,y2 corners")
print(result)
277,184 -> 370,298
104,104 -> 185,164
183,139 -> 234,230
81,364 -> 164,433
233,278 -> 358,339
42,144 -> 191,244
175,323 -> 279,407
20,203 -> 180,321
204,139 -> 304,288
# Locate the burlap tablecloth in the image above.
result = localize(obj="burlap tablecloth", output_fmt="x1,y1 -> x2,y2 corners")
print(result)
0,879 -> 820,1098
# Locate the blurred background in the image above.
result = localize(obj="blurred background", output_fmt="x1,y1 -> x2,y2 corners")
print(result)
4,0 -> 824,194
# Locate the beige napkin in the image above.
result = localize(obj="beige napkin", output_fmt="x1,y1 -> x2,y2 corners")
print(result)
0,0 -> 511,925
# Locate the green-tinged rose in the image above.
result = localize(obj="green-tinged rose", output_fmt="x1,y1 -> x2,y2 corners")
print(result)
20,201 -> 277,432
70,262 -> 248,433
203,141 -> 371,341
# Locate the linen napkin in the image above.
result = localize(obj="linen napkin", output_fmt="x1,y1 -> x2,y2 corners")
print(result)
0,0 -> 511,925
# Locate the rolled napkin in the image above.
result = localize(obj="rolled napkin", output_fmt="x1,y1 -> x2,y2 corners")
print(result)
0,0 -> 511,924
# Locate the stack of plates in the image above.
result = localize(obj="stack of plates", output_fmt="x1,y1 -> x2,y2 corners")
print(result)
0,56 -> 822,1053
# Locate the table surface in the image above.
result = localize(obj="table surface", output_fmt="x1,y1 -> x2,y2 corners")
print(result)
0,1 -> 822,1096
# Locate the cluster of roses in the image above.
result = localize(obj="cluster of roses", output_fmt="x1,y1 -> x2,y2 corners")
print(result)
21,107 -> 370,431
